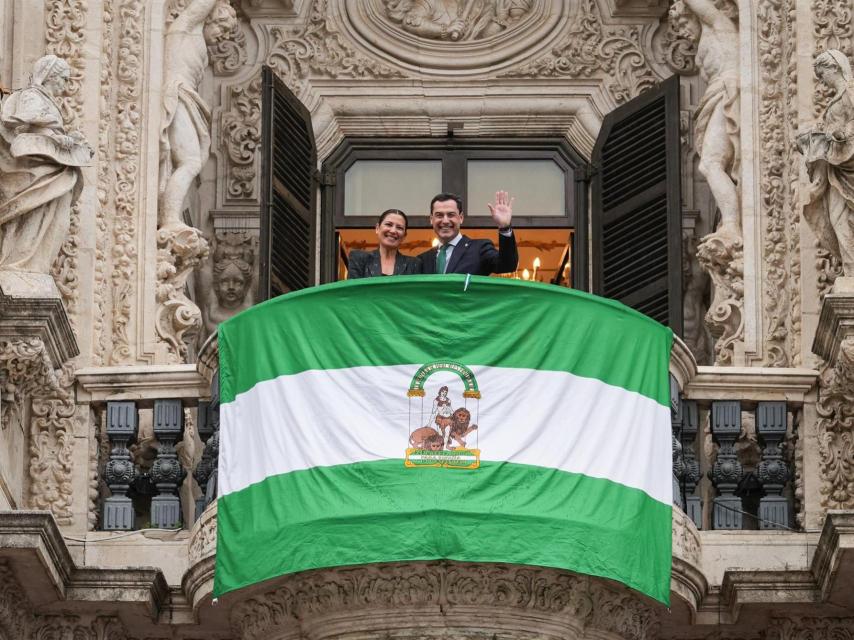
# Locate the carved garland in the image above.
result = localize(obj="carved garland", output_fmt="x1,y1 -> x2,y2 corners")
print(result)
499,0 -> 660,105
94,0 -> 114,364
816,337 -> 854,510
110,0 -> 144,364
231,562 -> 657,640
758,0 -> 801,368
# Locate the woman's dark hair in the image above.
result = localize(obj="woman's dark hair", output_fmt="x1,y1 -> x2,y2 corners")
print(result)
377,208 -> 409,229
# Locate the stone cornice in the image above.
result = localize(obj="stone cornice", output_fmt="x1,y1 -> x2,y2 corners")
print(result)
0,511 -> 170,618
75,365 -> 207,402
685,366 -> 818,403
0,293 -> 78,367
812,294 -> 854,362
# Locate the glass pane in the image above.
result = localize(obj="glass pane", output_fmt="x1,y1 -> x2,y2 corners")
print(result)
467,160 -> 565,216
344,160 -> 442,216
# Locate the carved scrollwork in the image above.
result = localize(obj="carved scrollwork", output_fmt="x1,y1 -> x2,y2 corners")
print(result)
231,562 -> 656,640
156,226 -> 210,364
46,0 -> 87,329
759,0 -> 800,367
222,76 -> 262,201
209,18 -> 248,75
0,338 -> 61,400
28,365 -> 76,525
499,0 -> 659,104
221,0 -> 402,203
769,616 -> 854,640
816,337 -> 854,510
697,229 -> 745,365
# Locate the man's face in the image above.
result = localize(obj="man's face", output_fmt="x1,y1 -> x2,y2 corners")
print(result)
430,199 -> 463,243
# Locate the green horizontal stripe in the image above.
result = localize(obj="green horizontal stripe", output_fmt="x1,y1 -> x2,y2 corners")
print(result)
219,276 -> 672,406
213,459 -> 672,604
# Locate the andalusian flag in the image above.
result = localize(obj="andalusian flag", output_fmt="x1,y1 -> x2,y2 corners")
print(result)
214,275 -> 673,603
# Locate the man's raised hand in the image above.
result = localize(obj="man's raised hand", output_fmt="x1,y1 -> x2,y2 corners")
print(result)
487,190 -> 514,229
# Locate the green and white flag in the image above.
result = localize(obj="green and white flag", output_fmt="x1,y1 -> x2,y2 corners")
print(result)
214,275 -> 673,604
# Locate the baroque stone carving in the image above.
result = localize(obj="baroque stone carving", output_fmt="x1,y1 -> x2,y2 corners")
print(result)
697,229 -> 744,365
816,339 -> 854,510
28,365 -> 76,524
33,615 -> 130,640
0,560 -> 34,639
110,0 -> 145,364
759,0 -> 800,367
231,562 -> 656,640
769,617 -> 854,640
0,338 -> 61,402
203,231 -> 256,334
797,50 -> 854,278
158,0 -> 238,363
46,0 -> 87,328
500,0 -> 659,104
156,225 -> 210,364
221,76 -> 261,201
672,0 -> 740,233
209,17 -> 248,75
659,5 -> 697,75
220,0 -> 402,203
382,0 -> 533,41
0,55 -> 92,274
160,0 -> 237,230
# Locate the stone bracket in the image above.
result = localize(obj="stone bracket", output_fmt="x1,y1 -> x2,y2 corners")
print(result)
0,276 -> 79,367
812,293 -> 854,363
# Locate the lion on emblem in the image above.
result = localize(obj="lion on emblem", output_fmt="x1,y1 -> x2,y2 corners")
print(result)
409,426 -> 444,451
445,407 -> 478,450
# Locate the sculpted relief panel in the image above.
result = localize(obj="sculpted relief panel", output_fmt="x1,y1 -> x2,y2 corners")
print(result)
382,0 -> 534,41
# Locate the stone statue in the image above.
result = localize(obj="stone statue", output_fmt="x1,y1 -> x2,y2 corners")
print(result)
797,50 -> 854,277
384,0 -> 532,41
159,0 -> 237,233
670,0 -> 740,233
202,232 -> 255,334
0,55 -> 92,274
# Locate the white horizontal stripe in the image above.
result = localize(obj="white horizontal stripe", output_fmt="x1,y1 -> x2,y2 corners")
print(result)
220,365 -> 672,504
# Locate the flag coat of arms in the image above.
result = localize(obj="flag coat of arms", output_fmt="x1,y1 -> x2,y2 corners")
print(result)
214,275 -> 673,604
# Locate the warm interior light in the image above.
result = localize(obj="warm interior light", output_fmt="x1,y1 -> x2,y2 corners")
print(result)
431,238 -> 439,247
533,257 -> 541,269
522,269 -> 530,280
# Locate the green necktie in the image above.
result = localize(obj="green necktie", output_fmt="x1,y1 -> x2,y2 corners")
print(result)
436,243 -> 449,274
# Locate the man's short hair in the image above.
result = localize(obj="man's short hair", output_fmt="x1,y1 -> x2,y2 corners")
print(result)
430,193 -> 464,215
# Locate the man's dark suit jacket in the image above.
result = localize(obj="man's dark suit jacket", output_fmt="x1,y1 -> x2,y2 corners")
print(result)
419,233 -> 518,276
347,250 -> 422,279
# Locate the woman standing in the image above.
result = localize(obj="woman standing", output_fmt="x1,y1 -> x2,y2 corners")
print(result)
347,209 -> 422,278
798,49 -> 854,276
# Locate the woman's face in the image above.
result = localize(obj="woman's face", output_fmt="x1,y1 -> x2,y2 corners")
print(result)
375,213 -> 407,250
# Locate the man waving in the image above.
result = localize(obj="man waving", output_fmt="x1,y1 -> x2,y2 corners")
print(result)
419,191 -> 518,276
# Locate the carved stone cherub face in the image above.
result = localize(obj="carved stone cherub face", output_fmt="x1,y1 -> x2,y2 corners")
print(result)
215,261 -> 249,309
203,1 -> 238,45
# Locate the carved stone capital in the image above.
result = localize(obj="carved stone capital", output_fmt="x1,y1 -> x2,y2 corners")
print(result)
230,561 -> 658,640
768,617 -> 854,640
0,338 -> 61,401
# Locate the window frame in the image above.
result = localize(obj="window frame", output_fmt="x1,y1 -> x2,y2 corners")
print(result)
320,137 -> 589,287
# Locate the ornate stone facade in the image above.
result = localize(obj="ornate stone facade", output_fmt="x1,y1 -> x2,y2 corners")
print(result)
1,0 -> 854,637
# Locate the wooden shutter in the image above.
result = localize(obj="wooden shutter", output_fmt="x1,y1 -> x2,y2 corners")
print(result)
591,75 -> 682,334
258,65 -> 317,300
